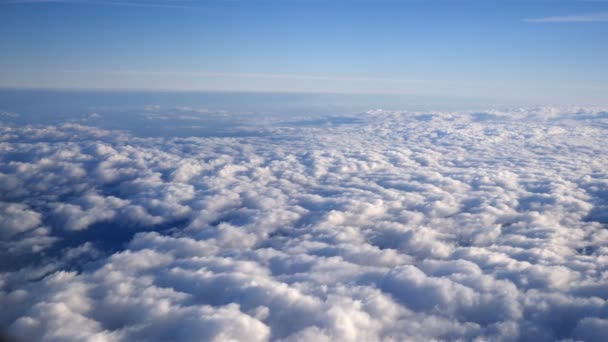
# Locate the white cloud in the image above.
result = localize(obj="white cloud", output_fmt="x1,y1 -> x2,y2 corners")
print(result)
525,12 -> 608,23
0,202 -> 42,239
2,0 -> 202,10
1,107 -> 608,340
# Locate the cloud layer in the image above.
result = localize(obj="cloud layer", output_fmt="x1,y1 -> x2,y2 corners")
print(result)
1,107 -> 608,341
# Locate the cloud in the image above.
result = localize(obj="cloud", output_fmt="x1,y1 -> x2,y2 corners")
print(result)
0,203 -> 42,239
2,0 -> 202,10
525,12 -> 608,23
1,106 -> 608,340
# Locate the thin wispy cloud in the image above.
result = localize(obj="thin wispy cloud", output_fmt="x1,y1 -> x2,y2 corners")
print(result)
525,11 -> 608,23
1,0 -> 201,9
1,0 -> 62,3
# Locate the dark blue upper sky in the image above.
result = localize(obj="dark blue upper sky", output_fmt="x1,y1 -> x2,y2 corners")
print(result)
1,0 -> 607,104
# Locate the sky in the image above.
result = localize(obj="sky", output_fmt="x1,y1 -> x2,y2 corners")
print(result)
0,0 -> 607,104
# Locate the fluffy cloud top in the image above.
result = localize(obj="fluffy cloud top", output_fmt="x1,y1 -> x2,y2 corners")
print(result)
1,107 -> 608,341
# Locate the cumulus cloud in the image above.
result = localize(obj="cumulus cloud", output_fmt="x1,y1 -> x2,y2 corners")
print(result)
1,107 -> 608,341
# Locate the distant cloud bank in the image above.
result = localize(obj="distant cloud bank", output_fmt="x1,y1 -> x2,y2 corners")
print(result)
1,107 -> 608,341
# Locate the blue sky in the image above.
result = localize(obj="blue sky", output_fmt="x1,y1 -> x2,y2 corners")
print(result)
0,0 -> 607,104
